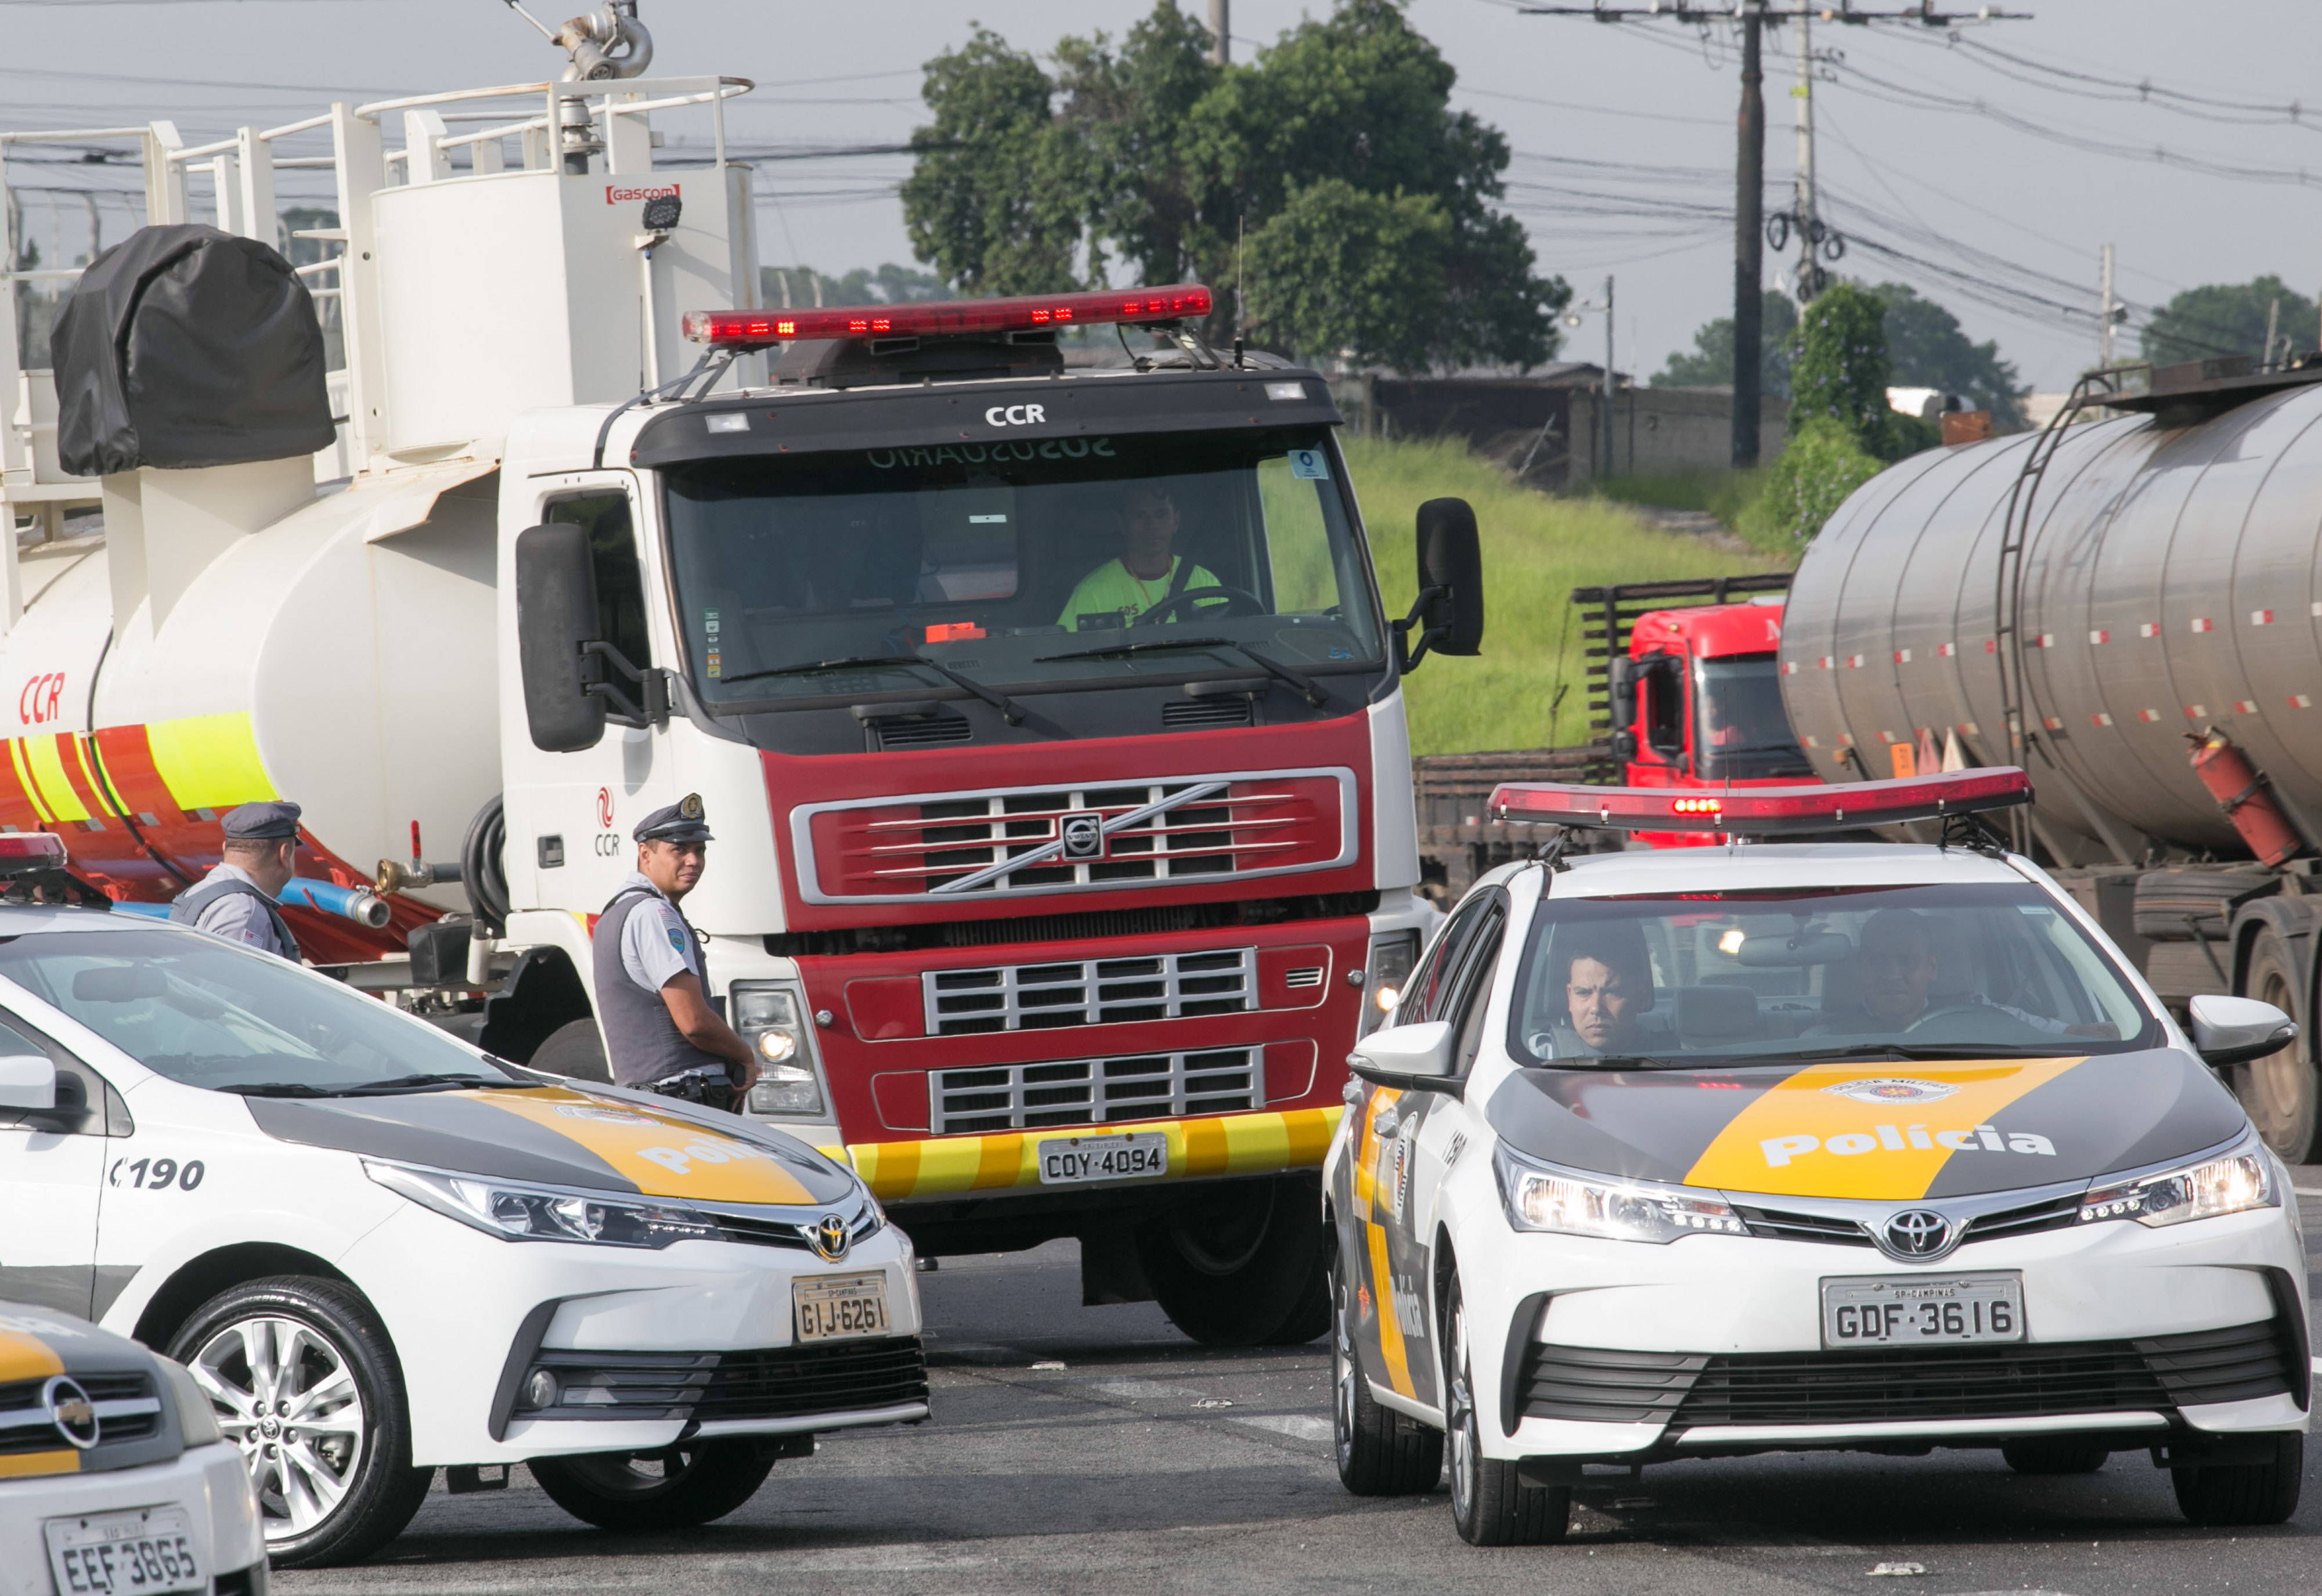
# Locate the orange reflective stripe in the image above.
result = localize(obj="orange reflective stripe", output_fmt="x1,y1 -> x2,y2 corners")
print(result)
1365,1221 -> 1415,1398
0,1330 -> 63,1383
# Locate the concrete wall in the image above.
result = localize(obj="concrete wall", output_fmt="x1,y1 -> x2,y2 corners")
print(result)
1331,372 -> 1790,487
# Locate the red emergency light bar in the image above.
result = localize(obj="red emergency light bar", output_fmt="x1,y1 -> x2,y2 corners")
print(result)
1488,769 -> 2033,834
0,832 -> 66,875
682,284 -> 1214,349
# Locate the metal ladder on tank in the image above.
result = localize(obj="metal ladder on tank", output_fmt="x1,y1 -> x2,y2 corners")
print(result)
1991,364 -> 2149,863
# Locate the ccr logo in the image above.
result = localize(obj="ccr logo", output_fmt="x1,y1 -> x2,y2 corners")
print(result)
17,672 -> 64,725
983,403 -> 1048,427
596,788 -> 614,829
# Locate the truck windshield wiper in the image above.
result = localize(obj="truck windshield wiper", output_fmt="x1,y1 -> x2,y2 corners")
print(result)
1034,635 -> 1327,707
716,652 -> 1025,725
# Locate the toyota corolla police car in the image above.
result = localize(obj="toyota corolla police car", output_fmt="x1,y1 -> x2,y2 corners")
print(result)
1,1302 -> 264,1596
0,897 -> 925,1566
1324,772 -> 2309,1545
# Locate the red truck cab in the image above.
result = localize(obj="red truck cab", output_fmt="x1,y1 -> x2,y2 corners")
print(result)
1610,593 -> 1813,846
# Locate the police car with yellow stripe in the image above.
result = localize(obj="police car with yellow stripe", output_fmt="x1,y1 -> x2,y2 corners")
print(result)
1,1303 -> 264,1596
0,894 -> 924,1566
1325,771 -> 2309,1544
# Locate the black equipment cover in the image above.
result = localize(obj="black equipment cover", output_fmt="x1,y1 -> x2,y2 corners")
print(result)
50,223 -> 335,476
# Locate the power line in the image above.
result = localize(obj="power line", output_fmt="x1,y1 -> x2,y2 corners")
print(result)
1925,33 -> 2320,130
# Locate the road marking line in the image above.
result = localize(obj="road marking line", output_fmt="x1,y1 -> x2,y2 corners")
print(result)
1231,1413 -> 1333,1442
1089,1378 -> 1203,1399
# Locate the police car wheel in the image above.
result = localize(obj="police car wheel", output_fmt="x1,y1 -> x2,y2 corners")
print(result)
2170,1433 -> 2303,1527
1446,1280 -> 1570,1547
528,1017 -> 611,1082
529,1439 -> 776,1531
168,1275 -> 433,1568
1329,1244 -> 1443,1496
2000,1436 -> 2110,1475
1135,1173 -> 1330,1347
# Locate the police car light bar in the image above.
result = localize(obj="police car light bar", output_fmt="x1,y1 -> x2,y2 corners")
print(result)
1488,769 -> 2033,833
680,284 -> 1214,348
0,832 -> 67,875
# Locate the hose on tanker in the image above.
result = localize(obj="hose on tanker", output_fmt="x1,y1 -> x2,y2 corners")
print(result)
463,795 -> 510,937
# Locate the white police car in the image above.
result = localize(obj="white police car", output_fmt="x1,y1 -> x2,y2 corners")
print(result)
0,901 -> 924,1566
1325,772 -> 2309,1544
0,1301 -> 264,1596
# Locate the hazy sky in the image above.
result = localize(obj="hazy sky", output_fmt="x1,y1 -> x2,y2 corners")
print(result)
6,0 -> 2317,390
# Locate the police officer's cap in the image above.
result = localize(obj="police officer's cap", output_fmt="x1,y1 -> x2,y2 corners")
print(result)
633,792 -> 713,845
221,800 -> 302,842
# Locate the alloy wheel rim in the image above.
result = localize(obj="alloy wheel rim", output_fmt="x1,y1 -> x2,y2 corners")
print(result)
1448,1302 -> 1475,1519
1332,1273 -> 1356,1467
191,1315 -> 368,1541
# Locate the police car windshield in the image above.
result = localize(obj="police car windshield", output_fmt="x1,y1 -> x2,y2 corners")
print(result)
0,930 -> 532,1094
658,427 -> 1383,710
1508,882 -> 2158,1067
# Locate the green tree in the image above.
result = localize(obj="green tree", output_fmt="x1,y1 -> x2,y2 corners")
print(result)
1789,281 -> 1890,452
900,0 -> 1565,372
2143,275 -> 2320,366
1654,290 -> 1797,397
1764,416 -> 1884,540
1865,282 -> 2024,429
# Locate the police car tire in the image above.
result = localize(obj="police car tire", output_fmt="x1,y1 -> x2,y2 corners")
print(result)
1446,1279 -> 1571,1547
166,1275 -> 433,1569
1135,1173 -> 1330,1347
2169,1433 -> 2303,1527
1999,1436 -> 2109,1475
528,1017 -> 612,1082
529,1440 -> 776,1531
1329,1246 -> 1443,1496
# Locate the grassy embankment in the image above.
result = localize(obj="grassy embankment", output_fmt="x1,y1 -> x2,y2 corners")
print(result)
1591,464 -> 1793,558
1346,437 -> 1797,757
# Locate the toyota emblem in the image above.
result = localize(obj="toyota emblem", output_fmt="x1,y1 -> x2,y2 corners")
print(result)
812,1212 -> 851,1262
45,1375 -> 99,1450
1059,812 -> 1104,861
1881,1208 -> 1955,1260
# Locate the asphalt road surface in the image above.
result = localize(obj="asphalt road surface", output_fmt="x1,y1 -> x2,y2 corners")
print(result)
277,1173 -> 2322,1596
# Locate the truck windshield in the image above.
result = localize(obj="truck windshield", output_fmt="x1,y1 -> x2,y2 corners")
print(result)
1509,882 -> 2159,1066
0,930 -> 533,1095
1693,653 -> 1812,779
659,427 -> 1383,709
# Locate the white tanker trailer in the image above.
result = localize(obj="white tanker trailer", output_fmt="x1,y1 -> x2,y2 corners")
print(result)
1775,356 -> 2322,1160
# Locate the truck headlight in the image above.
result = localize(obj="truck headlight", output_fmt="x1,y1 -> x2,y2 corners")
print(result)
731,981 -> 827,1117
365,1160 -> 719,1247
2079,1139 -> 2278,1228
1360,930 -> 1420,1037
1493,1145 -> 1745,1243
156,1355 -> 223,1447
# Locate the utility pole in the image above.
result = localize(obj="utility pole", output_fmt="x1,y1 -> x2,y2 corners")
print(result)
1521,5 -> 2029,468
1603,274 -> 1617,478
1209,0 -> 1228,66
2099,243 -> 2116,369
1791,9 -> 1822,301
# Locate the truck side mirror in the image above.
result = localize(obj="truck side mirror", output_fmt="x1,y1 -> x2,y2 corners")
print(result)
515,523 -> 608,753
1394,497 -> 1484,671
1608,656 -> 1638,731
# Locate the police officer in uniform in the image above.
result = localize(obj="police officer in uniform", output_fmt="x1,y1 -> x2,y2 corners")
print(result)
170,800 -> 304,962
594,794 -> 759,1110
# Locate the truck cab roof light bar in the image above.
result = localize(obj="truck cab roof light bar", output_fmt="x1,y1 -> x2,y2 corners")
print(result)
1488,768 -> 2034,834
680,285 -> 1214,349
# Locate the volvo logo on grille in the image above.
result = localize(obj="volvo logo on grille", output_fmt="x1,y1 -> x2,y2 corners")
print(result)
1059,811 -> 1104,860
45,1376 -> 99,1449
812,1212 -> 852,1262
1880,1208 -> 1955,1259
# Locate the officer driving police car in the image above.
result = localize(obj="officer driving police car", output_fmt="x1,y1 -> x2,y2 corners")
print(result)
593,793 -> 760,1110
169,799 -> 305,961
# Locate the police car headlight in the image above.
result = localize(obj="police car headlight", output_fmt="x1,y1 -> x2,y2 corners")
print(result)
364,1160 -> 719,1248
1492,1146 -> 1745,1244
2079,1138 -> 2278,1229
155,1355 -> 223,1447
731,981 -> 827,1117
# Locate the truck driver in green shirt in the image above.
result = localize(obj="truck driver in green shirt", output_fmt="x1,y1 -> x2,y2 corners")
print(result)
1058,483 -> 1222,630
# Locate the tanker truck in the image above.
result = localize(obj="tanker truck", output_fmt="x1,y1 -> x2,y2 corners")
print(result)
0,23 -> 1479,1344
1609,358 -> 2322,1162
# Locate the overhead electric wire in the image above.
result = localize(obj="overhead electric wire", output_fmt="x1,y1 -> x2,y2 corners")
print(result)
1910,31 -> 2320,132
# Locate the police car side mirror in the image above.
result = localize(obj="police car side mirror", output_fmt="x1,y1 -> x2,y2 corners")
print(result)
1349,1019 -> 1455,1081
515,523 -> 609,753
2187,994 -> 2296,1067
0,1051 -> 57,1111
